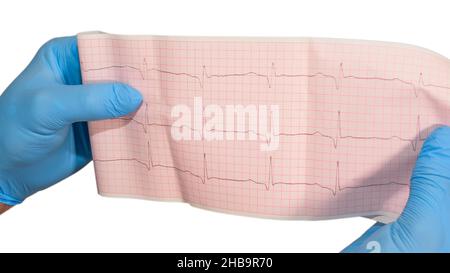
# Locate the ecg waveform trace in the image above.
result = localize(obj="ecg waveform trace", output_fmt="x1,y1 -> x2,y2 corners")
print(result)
94,138 -> 410,195
113,104 -> 427,152
78,34 -> 450,222
81,59 -> 449,153
82,60 -> 450,96
90,96 -> 420,194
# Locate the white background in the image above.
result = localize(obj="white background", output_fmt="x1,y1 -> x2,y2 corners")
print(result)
0,0 -> 449,252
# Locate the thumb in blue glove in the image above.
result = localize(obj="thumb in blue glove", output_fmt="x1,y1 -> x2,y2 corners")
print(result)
0,36 -> 143,206
343,126 -> 450,252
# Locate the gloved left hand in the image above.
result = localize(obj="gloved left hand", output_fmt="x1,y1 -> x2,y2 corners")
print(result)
0,36 -> 143,205
343,126 -> 450,252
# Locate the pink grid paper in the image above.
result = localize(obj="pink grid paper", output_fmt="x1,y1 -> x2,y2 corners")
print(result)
77,33 -> 450,223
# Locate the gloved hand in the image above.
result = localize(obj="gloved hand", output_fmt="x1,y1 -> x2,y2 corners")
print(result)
343,126 -> 450,252
0,36 -> 143,206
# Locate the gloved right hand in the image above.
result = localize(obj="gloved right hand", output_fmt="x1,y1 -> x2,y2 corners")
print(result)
0,36 -> 143,206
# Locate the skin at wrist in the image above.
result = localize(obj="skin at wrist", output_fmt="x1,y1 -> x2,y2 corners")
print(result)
0,203 -> 12,214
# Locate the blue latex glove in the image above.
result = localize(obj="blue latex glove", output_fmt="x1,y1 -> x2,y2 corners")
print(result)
0,36 -> 143,205
343,126 -> 450,252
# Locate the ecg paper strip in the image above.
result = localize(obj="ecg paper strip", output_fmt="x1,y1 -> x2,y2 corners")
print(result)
78,32 -> 450,223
